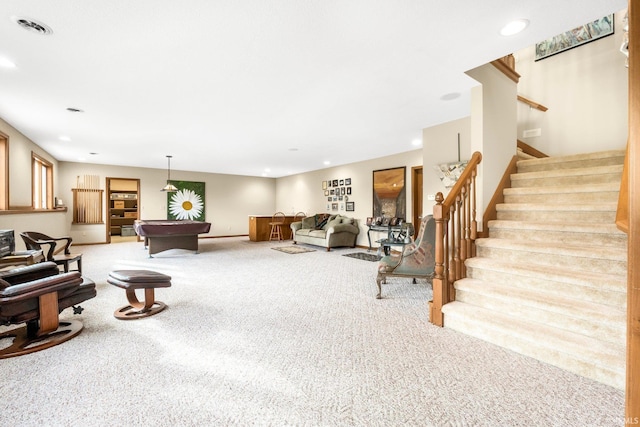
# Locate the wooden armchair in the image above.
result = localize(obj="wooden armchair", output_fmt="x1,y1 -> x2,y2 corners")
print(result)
0,261 -> 96,358
375,215 -> 436,299
20,231 -> 82,273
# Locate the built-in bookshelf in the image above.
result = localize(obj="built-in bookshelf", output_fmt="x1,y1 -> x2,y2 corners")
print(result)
107,178 -> 139,237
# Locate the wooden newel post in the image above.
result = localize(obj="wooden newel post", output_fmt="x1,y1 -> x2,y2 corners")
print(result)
431,192 -> 446,326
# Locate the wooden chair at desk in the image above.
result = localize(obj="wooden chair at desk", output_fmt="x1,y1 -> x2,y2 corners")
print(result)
20,232 -> 82,273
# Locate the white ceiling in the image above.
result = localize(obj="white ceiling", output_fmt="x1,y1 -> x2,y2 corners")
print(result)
0,0 -> 627,177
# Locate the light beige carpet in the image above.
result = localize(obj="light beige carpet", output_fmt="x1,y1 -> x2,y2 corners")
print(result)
0,237 -> 624,426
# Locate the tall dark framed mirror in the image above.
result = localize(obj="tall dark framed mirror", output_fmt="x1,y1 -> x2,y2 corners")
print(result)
372,166 -> 406,220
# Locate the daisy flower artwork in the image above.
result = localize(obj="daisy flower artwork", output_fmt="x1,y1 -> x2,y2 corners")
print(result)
167,183 -> 205,221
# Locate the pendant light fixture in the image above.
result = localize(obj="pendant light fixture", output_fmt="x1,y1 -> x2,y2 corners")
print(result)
161,155 -> 178,192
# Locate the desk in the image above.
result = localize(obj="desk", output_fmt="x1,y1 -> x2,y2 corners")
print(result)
133,220 -> 211,256
248,215 -> 296,241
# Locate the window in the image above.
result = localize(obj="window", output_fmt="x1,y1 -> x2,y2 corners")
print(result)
32,153 -> 53,209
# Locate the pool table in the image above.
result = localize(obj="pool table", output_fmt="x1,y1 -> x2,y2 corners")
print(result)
133,220 -> 211,257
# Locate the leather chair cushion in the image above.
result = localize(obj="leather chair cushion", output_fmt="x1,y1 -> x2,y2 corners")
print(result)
108,270 -> 171,283
0,274 -> 95,324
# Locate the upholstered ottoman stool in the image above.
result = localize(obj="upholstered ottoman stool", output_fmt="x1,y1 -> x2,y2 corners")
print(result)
107,270 -> 172,320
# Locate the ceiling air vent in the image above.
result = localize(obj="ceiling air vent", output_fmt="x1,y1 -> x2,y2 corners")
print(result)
12,17 -> 53,35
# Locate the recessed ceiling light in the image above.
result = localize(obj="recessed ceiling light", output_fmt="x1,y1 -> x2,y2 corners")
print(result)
66,107 -> 84,113
440,92 -> 461,101
323,161 -> 330,165
264,168 -> 271,173
89,152 -> 98,155
12,16 -> 53,35
0,56 -> 16,68
500,19 -> 529,36
59,136 -> 71,141
412,139 -> 422,146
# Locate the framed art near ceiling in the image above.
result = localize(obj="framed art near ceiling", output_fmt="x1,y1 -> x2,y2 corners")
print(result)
167,181 -> 205,221
535,14 -> 614,61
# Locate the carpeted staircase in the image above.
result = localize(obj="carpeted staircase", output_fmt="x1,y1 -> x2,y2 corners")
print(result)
441,149 -> 628,389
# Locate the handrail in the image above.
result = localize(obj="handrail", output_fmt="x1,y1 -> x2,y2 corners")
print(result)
517,139 -> 548,158
616,142 -> 629,233
517,95 -> 548,112
430,151 -> 482,327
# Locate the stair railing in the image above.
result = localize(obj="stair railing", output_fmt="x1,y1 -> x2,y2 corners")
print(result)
517,95 -> 548,112
430,151 -> 482,327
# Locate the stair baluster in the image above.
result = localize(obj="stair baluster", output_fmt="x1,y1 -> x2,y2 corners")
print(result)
430,151 -> 482,326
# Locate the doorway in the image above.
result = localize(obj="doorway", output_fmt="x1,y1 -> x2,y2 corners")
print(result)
411,166 -> 423,239
106,177 -> 140,244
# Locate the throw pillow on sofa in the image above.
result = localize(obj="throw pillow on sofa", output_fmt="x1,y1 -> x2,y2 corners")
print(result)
301,216 -> 316,229
314,213 -> 331,230
325,216 -> 343,230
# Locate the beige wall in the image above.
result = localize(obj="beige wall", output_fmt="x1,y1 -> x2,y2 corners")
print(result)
0,211 -> 69,249
1,117 -> 58,208
422,117 -> 472,214
0,118 -> 65,247
515,10 -> 628,155
58,161 -> 276,244
467,63 -> 518,228
276,150 -> 423,248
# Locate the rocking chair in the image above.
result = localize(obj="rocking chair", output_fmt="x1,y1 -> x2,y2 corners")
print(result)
0,261 -> 96,358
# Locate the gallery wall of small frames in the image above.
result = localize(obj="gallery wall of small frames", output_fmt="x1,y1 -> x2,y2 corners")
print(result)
322,178 -> 354,212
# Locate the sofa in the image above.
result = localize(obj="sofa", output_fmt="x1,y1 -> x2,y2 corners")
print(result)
290,214 -> 359,251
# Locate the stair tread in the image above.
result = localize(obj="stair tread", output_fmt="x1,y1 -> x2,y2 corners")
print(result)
442,301 -> 625,368
488,219 -> 625,235
504,182 -> 619,195
465,256 -> 626,292
496,202 -> 617,212
511,164 -> 622,180
475,237 -> 626,262
516,149 -> 625,168
455,277 -> 625,323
